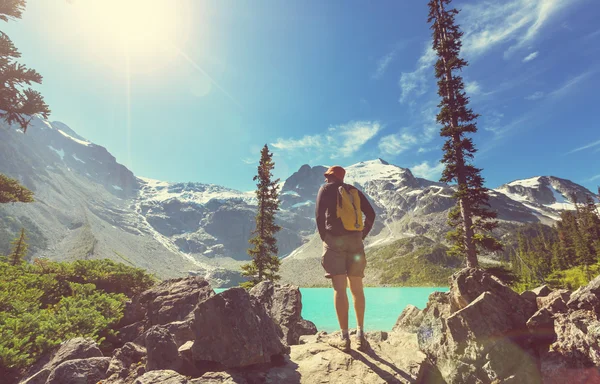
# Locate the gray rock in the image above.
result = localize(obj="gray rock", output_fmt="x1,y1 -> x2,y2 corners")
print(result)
249,281 -> 317,346
105,342 -> 147,383
520,289 -> 537,305
449,268 -> 537,324
418,268 -> 541,384
526,308 -> 555,343
145,325 -> 182,372
192,371 -> 248,384
134,370 -> 190,384
532,285 -> 552,297
140,276 -> 214,326
191,287 -> 289,368
20,338 -> 103,384
116,277 -> 214,344
567,276 -> 600,313
45,357 -> 111,384
392,304 -> 424,333
540,308 -> 600,383
552,310 -> 600,366
537,289 -> 570,311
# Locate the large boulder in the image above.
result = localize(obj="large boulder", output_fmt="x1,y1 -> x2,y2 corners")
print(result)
527,289 -> 572,346
105,342 -> 147,384
45,357 -> 111,384
540,309 -> 600,383
116,277 -> 214,345
449,268 -> 537,324
133,370 -> 190,384
567,275 -> 600,313
249,281 -> 317,346
416,268 -> 541,383
537,289 -> 570,311
145,326 -> 182,372
138,277 -> 214,326
20,338 -> 104,384
392,304 -> 424,333
190,287 -> 289,368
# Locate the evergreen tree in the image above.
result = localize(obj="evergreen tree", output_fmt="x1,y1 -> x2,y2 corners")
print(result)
428,0 -> 501,267
0,0 -> 50,131
241,144 -> 281,289
8,227 -> 27,266
0,173 -> 33,203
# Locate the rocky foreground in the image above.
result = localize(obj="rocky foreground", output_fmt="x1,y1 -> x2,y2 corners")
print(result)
18,270 -> 600,384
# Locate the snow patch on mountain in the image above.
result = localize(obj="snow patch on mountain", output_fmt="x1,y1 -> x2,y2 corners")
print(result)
72,153 -> 85,163
48,145 -> 65,160
58,129 -> 92,146
137,177 -> 256,205
507,177 -> 541,188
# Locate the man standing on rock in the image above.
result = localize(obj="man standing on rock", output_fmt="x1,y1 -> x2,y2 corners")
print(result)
315,165 -> 376,352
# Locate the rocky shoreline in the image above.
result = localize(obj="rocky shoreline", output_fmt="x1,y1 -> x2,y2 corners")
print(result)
17,269 -> 600,384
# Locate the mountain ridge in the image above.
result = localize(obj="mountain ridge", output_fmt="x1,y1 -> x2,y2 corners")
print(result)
1,115 -> 598,286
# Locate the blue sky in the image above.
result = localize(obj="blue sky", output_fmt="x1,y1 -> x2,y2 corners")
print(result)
4,0 -> 600,191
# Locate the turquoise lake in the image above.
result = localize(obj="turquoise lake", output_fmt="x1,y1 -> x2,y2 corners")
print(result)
216,287 -> 448,333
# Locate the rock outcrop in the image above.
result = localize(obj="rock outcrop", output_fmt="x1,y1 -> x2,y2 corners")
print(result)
393,268 -> 600,384
20,338 -> 105,384
19,272 -> 600,384
190,287 -> 289,368
249,281 -> 318,345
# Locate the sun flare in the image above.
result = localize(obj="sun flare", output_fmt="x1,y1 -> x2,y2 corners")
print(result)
71,0 -> 192,73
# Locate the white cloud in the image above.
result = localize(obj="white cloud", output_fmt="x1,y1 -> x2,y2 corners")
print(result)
337,121 -> 382,157
373,50 -> 397,80
566,138 -> 600,155
586,174 -> 600,182
272,121 -> 381,159
378,133 -> 418,156
465,81 -> 482,95
417,147 -> 437,154
241,157 -> 257,165
411,161 -> 445,180
522,51 -> 539,62
271,134 -> 326,151
459,0 -> 582,59
549,71 -> 595,98
525,91 -> 545,100
399,45 -> 436,103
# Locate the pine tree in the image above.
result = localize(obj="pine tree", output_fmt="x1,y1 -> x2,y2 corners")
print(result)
8,227 -> 28,266
241,144 -> 282,289
428,0 -> 501,267
0,173 -> 33,203
0,0 -> 50,131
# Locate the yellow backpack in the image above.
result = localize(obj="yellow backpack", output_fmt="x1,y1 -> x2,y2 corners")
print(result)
336,184 -> 364,231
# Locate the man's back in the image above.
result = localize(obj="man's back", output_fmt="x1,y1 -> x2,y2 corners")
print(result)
315,181 -> 375,241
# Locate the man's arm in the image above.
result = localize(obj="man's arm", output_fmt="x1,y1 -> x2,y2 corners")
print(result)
315,185 -> 327,241
359,190 -> 376,239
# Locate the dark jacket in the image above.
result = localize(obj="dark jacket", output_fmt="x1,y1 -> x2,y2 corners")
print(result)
315,181 -> 376,241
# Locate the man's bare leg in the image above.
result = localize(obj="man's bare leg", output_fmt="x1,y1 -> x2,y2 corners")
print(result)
348,276 -> 368,350
331,275 -> 349,331
348,276 -> 365,329
327,274 -> 351,351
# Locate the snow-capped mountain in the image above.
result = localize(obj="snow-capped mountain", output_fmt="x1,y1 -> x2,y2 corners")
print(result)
494,176 -> 598,221
1,115 -> 598,286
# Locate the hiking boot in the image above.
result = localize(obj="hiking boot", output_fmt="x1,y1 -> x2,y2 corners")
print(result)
327,335 -> 351,352
356,333 -> 369,352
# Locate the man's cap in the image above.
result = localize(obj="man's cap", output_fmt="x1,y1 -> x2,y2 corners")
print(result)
324,166 -> 345,181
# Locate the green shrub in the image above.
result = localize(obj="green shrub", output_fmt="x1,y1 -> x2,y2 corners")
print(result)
0,259 -> 156,374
